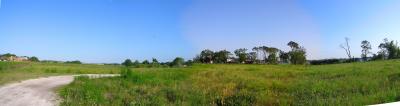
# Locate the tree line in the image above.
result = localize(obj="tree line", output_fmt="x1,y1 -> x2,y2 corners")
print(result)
311,38 -> 400,65
192,41 -> 307,65
340,37 -> 400,61
121,41 -> 307,67
122,57 -> 190,68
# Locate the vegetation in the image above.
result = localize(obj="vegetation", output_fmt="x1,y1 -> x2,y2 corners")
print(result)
234,48 -> 248,63
197,49 -> 214,64
2,38 -> 400,105
59,60 -> 400,105
28,56 -> 40,62
266,47 -> 279,64
361,40 -> 372,61
287,41 -> 307,65
213,50 -> 231,63
142,60 -> 150,65
309,58 -> 352,65
151,58 -> 160,68
377,38 -> 400,59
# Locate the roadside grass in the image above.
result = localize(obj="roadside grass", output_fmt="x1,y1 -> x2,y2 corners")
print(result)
0,62 -> 121,85
59,60 -> 400,105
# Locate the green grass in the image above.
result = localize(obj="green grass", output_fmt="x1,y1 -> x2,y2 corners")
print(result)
57,60 -> 400,106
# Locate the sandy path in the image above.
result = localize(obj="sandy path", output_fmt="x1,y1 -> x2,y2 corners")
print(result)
0,74 -> 118,106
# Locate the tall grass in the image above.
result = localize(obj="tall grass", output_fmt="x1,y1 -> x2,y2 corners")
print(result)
59,60 -> 400,105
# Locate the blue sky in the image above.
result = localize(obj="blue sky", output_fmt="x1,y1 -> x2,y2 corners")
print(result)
0,0 -> 400,63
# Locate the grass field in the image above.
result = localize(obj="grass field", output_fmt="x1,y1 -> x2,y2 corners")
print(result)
53,60 -> 400,106
1,60 -> 400,105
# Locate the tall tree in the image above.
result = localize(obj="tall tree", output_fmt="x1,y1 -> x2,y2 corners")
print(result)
234,48 -> 248,63
340,37 -> 352,60
361,40 -> 372,61
287,41 -> 307,65
200,49 -> 214,63
289,48 -> 307,65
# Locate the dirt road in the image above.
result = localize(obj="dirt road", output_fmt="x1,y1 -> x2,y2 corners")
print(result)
0,74 -> 118,106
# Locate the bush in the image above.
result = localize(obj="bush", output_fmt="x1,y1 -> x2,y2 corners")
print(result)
28,56 -> 40,62
289,49 -> 307,65
170,57 -> 185,67
309,59 -> 351,65
122,59 -> 133,67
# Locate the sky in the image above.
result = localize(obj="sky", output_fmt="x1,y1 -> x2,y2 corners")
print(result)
0,0 -> 400,63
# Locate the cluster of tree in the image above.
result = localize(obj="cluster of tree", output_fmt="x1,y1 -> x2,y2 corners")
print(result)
40,60 -> 63,63
342,38 -> 400,61
0,53 -> 17,57
370,38 -> 400,60
28,56 -> 40,62
65,60 -> 82,64
193,41 -> 307,65
312,38 -> 400,65
122,57 -> 191,68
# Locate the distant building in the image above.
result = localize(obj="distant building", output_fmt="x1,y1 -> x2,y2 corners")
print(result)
15,56 -> 29,62
0,56 -> 28,62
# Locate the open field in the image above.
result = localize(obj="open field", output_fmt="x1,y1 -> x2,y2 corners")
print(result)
54,60 -> 400,106
1,60 -> 400,105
